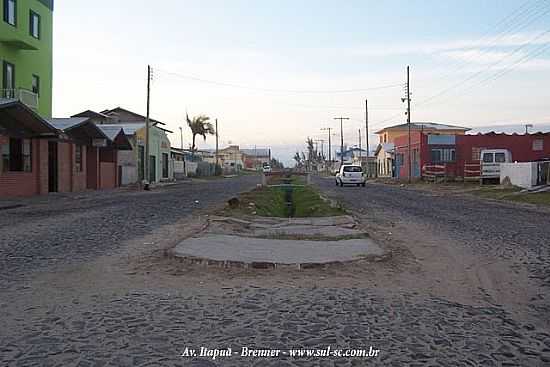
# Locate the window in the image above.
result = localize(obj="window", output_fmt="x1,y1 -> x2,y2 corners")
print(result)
31,74 -> 39,95
431,148 -> 456,163
2,61 -> 15,96
29,10 -> 39,38
482,153 -> 494,163
3,0 -> 16,26
1,138 -> 32,172
471,147 -> 485,161
533,139 -> 543,151
343,166 -> 362,173
495,153 -> 506,163
75,145 -> 83,172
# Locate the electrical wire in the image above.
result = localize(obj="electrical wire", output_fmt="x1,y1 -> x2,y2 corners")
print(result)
155,68 -> 402,95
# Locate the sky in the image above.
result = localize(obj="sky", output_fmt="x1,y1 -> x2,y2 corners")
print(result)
53,0 -> 550,165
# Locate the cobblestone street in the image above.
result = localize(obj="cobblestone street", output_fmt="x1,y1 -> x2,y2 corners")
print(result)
1,175 -> 550,366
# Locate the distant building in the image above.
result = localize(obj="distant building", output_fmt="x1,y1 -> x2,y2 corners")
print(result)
240,148 -> 270,169
72,107 -> 174,184
374,143 -> 395,178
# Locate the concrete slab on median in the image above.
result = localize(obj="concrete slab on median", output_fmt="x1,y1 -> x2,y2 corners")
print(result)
174,234 -> 383,264
252,225 -> 363,238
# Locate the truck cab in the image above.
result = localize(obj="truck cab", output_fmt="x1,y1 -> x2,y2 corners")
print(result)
481,149 -> 512,184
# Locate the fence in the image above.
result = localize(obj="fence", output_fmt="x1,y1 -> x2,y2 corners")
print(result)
464,162 -> 481,182
422,164 -> 447,182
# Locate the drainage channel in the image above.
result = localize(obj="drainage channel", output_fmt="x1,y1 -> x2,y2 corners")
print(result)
282,178 -> 295,218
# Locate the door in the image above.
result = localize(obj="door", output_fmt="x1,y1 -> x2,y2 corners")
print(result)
162,153 -> 169,179
48,142 -> 58,192
412,149 -> 421,177
149,155 -> 156,183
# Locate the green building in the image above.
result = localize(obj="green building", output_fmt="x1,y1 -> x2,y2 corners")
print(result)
0,0 -> 53,118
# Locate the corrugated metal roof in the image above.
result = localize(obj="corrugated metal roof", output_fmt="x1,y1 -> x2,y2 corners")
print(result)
98,123 -> 145,136
47,117 -> 89,130
97,125 -> 124,140
468,124 -> 550,135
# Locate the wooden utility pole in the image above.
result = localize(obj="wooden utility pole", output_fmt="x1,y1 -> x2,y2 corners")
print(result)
321,127 -> 332,172
365,99 -> 369,157
215,118 -> 219,169
358,129 -> 362,163
145,65 -> 151,188
406,65 -> 412,184
334,117 -> 349,166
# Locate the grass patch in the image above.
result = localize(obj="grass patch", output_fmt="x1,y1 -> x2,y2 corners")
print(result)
292,185 -> 344,217
469,186 -> 550,206
225,177 -> 345,218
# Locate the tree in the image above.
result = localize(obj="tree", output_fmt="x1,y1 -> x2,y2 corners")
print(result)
186,114 -> 215,156
293,152 -> 302,167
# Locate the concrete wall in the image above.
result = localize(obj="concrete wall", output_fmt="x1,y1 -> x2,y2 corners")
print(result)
117,149 -> 137,185
500,162 -> 538,189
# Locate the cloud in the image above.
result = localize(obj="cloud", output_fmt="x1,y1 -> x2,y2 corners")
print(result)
347,31 -> 550,57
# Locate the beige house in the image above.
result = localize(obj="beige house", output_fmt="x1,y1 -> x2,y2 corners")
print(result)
374,143 -> 395,178
218,145 -> 244,171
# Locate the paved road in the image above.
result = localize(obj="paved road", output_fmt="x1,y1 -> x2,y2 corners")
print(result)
2,175 -> 550,366
0,176 -> 260,287
313,177 -> 550,292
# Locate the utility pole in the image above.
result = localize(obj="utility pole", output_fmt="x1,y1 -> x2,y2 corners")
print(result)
358,129 -> 362,163
179,127 -> 183,149
145,65 -> 151,189
321,127 -> 332,172
365,99 -> 369,157
334,117 -> 349,167
215,119 -> 219,170
406,66 -> 412,183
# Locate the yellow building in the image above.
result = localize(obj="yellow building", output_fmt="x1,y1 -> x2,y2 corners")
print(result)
376,122 -> 470,144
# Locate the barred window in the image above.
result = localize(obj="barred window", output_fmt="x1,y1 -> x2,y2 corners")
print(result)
533,139 -> 543,151
2,138 -> 32,172
431,148 -> 455,163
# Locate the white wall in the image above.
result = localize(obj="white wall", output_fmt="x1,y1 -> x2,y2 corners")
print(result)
500,162 -> 537,189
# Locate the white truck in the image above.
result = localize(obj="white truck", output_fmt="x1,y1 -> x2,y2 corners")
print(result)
480,149 -> 512,184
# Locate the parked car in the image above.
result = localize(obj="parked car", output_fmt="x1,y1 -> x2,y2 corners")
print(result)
335,165 -> 366,187
481,149 -> 512,184
262,165 -> 272,174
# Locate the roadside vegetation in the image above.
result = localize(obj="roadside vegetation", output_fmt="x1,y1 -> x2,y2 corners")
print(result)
224,175 -> 345,218
469,186 -> 550,206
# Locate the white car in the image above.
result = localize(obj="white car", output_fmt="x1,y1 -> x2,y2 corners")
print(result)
336,165 -> 366,187
262,165 -> 272,174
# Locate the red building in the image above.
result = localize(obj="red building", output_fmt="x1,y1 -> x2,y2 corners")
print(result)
0,101 -> 131,197
394,131 -> 550,180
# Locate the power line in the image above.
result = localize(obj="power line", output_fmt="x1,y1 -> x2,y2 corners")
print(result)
155,68 -> 402,95
426,0 -> 549,80
417,25 -> 550,108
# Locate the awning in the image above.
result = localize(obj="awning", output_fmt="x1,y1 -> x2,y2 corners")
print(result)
0,100 -> 58,138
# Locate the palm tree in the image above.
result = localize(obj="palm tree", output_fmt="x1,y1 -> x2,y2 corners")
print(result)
186,114 -> 215,156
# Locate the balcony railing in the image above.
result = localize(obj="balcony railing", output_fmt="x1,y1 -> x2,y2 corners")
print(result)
0,89 -> 39,110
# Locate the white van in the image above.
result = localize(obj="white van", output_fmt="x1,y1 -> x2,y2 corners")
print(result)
481,149 -> 512,183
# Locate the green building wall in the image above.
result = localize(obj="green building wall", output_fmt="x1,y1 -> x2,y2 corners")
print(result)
0,0 -> 53,118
